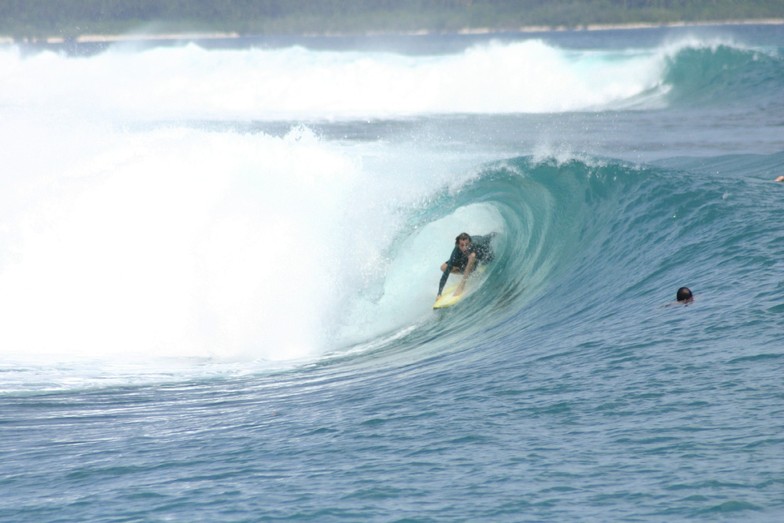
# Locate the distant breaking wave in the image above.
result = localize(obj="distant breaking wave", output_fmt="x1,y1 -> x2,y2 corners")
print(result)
4,36 -> 777,119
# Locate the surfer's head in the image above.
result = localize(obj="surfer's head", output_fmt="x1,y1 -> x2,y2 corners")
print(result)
676,287 -> 693,303
455,232 -> 472,254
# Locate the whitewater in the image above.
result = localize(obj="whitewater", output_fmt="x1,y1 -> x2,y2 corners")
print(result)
1,24 -> 783,521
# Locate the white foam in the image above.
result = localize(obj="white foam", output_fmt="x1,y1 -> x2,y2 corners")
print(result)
0,40 -> 668,120
0,123 -> 353,364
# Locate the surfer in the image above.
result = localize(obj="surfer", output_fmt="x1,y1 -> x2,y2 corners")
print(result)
437,232 -> 495,299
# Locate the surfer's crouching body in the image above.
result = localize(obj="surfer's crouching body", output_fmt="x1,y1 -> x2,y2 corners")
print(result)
437,232 -> 496,299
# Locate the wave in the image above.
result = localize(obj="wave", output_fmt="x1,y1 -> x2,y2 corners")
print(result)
2,28 -> 783,391
4,35 -> 778,119
660,40 -> 784,107
348,156 -> 649,357
2,134 -> 782,390
342,149 -> 784,363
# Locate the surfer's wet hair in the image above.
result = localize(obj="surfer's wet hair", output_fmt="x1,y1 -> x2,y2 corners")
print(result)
455,232 -> 471,244
676,287 -> 693,302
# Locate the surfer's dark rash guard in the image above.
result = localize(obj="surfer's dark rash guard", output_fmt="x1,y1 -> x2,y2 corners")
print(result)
437,233 -> 495,296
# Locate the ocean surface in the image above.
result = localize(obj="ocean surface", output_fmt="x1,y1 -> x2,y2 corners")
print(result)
1,23 -> 783,521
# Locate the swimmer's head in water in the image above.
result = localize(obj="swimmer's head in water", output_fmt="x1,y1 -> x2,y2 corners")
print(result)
676,287 -> 693,302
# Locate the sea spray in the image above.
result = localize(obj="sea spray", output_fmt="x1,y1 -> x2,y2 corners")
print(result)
0,124 -> 364,363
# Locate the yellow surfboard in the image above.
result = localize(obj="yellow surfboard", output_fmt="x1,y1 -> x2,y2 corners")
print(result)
433,282 -> 465,309
433,266 -> 486,310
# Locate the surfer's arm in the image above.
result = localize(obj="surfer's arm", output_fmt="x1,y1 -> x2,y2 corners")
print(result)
455,253 -> 476,296
437,264 -> 451,297
438,247 -> 462,297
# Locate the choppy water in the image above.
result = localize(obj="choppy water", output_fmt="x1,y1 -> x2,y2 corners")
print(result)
1,24 -> 783,521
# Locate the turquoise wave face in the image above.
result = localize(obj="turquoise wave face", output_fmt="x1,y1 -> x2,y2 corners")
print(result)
662,44 -> 784,107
